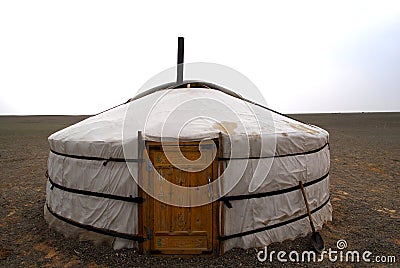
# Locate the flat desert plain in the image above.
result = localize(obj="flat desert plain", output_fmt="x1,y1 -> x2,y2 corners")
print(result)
0,113 -> 399,267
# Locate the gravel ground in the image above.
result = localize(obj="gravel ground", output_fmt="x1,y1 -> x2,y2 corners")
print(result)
0,113 -> 399,267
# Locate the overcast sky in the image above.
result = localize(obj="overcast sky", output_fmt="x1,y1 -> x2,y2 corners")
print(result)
1,1 -> 399,115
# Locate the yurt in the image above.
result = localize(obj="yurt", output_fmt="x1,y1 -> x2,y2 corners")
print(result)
44,39 -> 331,255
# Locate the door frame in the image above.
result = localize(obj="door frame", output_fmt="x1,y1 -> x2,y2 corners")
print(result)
138,139 -> 221,255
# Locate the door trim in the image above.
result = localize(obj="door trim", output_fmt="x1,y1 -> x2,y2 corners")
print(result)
138,140 -> 220,255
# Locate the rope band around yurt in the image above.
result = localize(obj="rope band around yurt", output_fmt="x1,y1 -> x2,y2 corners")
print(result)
45,169 -> 328,208
49,149 -> 141,166
219,172 -> 329,208
49,142 -> 329,166
218,142 -> 329,161
45,196 -> 330,244
218,196 -> 330,241
45,203 -> 145,242
45,171 -> 144,204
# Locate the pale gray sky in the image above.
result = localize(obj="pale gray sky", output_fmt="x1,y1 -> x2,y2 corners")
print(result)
0,1 -> 399,115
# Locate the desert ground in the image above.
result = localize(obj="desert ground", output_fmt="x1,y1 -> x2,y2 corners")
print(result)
0,113 -> 399,267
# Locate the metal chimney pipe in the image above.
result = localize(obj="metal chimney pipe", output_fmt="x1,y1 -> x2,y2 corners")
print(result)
177,37 -> 184,85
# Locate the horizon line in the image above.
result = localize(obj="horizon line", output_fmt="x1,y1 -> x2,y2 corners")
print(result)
1,110 -> 400,117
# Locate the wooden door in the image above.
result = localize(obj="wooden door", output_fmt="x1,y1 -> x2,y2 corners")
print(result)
140,142 -> 219,255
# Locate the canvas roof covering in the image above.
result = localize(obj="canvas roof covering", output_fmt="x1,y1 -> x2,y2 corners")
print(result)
44,86 -> 332,251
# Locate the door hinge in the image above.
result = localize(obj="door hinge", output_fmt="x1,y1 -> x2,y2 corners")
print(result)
207,176 -> 213,200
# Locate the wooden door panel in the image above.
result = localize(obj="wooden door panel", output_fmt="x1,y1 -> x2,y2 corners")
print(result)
191,204 -> 211,232
141,142 -> 218,254
155,235 -> 208,251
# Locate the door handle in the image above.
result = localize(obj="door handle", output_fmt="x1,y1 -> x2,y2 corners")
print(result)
207,176 -> 213,199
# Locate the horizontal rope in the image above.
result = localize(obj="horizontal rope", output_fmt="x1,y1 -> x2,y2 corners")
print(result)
45,203 -> 145,242
218,196 -> 330,241
46,172 -> 143,204
50,142 -> 328,166
219,142 -> 329,161
49,149 -> 141,166
219,172 -> 329,208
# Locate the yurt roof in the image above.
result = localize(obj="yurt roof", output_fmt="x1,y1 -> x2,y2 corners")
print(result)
48,82 -> 328,160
